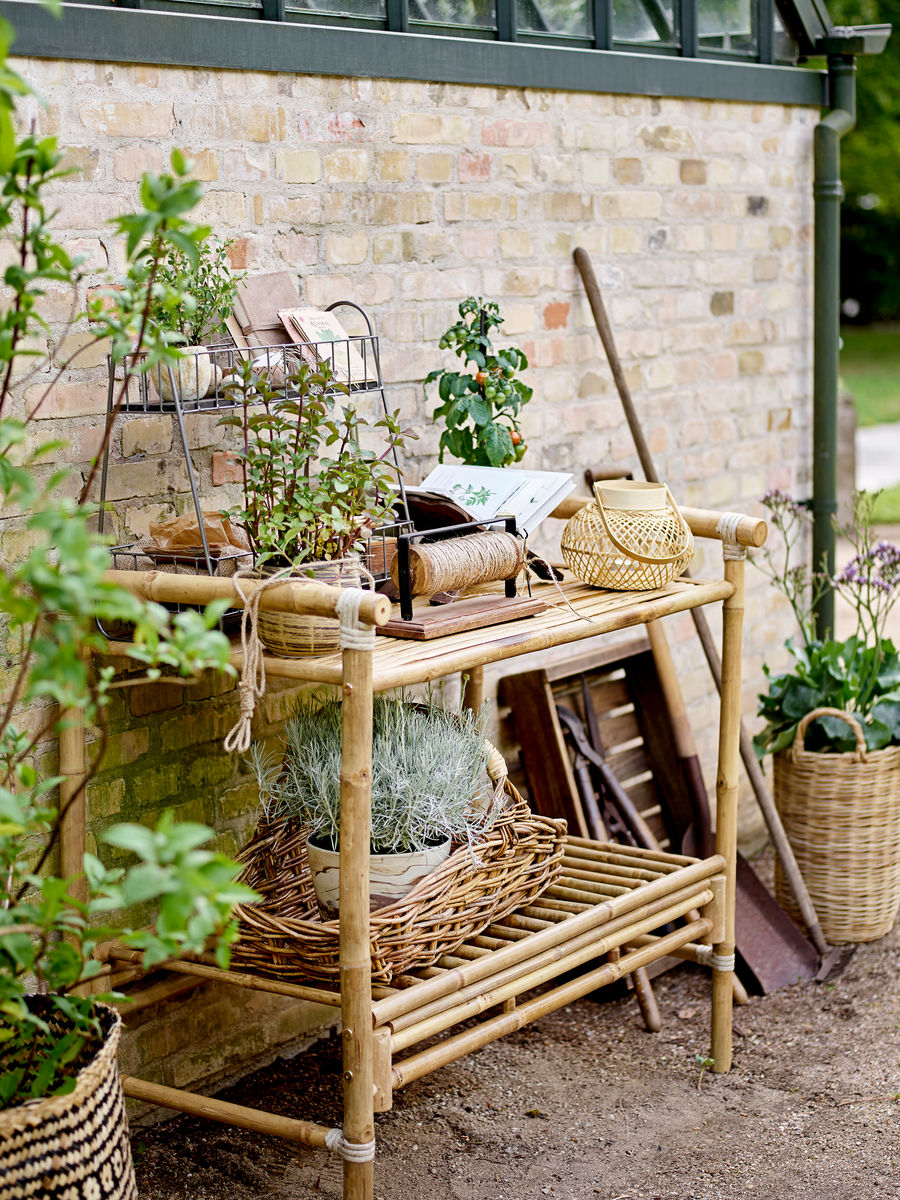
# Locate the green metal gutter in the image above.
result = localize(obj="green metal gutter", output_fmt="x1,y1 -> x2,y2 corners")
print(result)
811,25 -> 890,637
0,0 -> 828,104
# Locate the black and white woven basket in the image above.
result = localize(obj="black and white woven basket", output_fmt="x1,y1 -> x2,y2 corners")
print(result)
0,999 -> 136,1200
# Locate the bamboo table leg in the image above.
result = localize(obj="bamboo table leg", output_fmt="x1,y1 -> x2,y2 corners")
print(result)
711,540 -> 745,1074
461,664 -> 484,714
340,643 -> 376,1200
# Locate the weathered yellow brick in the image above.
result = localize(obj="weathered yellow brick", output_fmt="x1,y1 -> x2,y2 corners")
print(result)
679,158 -> 707,184
276,149 -> 321,183
610,226 -> 642,253
379,151 -> 409,181
709,159 -> 737,186
600,192 -> 662,220
187,149 -> 219,182
325,234 -> 368,266
61,145 -> 102,181
79,101 -> 174,138
583,156 -> 609,186
613,158 -> 643,184
373,192 -> 434,223
738,350 -> 765,375
25,382 -> 106,420
114,145 -> 165,182
324,148 -> 368,182
638,125 -> 695,152
392,113 -> 470,144
770,226 -> 792,249
709,224 -> 738,252
754,255 -> 779,281
121,417 -> 173,458
465,194 -> 504,221
373,233 -> 403,265
53,332 -> 110,370
499,230 -> 532,259
444,194 -> 464,222
645,155 -> 679,186
501,153 -> 532,181
417,154 -> 453,184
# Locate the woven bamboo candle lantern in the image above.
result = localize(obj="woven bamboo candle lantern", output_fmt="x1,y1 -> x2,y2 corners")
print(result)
561,480 -> 694,590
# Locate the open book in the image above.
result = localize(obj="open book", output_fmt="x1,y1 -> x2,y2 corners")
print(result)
419,465 -> 575,538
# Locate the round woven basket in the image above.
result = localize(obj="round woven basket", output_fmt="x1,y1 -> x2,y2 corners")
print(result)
256,559 -> 361,658
0,998 -> 137,1200
774,707 -> 900,944
231,747 -> 567,984
561,481 -> 693,591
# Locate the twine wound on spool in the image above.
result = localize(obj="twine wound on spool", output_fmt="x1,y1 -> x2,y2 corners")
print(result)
392,531 -> 524,597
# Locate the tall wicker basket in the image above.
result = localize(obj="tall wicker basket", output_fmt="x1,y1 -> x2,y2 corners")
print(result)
774,707 -> 900,944
0,999 -> 137,1200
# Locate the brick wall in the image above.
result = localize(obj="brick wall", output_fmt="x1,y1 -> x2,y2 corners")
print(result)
10,54 -> 817,1093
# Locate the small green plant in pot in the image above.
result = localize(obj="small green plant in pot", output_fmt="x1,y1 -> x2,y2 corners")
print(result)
149,234 -> 243,403
248,694 -> 499,916
425,296 -> 532,467
754,489 -> 900,943
219,361 -> 409,656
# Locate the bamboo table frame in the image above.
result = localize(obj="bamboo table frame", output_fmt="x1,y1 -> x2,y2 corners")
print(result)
63,504 -> 761,1200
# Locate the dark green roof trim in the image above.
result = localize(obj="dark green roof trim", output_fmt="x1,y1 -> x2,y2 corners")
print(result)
0,0 -> 827,105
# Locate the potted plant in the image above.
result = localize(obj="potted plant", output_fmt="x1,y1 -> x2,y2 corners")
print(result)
425,296 -> 533,467
754,489 -> 900,942
219,361 -> 408,656
0,34 -> 254,1191
148,234 -> 243,403
247,694 -> 498,915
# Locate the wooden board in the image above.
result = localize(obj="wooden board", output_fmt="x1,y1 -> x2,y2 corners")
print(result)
378,595 -> 547,640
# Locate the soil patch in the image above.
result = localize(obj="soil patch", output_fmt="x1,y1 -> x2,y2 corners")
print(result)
131,911 -> 899,1200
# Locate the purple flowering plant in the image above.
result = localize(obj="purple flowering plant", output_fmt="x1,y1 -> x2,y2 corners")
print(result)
754,490 -> 900,756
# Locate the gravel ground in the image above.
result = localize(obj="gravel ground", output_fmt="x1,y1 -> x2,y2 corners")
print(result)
131,895 -> 900,1200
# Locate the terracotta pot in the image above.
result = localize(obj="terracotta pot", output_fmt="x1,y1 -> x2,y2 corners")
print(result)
305,834 -> 452,919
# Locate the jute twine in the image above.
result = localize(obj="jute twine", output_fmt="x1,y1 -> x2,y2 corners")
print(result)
395,531 -> 524,597
223,560 -> 375,754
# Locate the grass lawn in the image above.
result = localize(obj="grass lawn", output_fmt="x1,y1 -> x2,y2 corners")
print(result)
840,324 -> 900,426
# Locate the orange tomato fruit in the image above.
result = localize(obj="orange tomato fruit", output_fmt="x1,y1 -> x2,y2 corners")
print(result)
510,431 -> 522,445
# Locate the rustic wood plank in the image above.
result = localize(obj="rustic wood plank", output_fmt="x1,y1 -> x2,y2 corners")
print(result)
377,595 -> 547,640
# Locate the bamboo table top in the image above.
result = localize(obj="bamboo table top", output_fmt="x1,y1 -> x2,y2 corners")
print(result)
246,575 -> 734,691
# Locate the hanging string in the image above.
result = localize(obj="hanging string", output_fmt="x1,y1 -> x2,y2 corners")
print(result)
223,560 -> 375,754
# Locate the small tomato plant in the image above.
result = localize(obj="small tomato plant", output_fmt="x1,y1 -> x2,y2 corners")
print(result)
425,297 -> 532,468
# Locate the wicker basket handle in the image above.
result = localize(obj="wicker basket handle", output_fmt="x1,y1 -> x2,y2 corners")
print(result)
592,483 -> 692,566
792,707 -> 868,762
485,740 -> 508,783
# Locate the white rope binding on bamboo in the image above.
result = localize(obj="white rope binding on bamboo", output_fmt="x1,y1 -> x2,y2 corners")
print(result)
709,952 -> 736,973
715,512 -> 746,561
336,587 -> 376,650
325,1129 -> 376,1162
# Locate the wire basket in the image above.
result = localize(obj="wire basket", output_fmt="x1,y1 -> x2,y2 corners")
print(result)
561,480 -> 694,591
231,753 -> 567,985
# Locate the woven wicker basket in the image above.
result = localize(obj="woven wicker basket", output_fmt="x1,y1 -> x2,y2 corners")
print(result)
0,999 -> 137,1200
561,481 -> 693,591
774,707 -> 900,944
256,560 -> 361,658
231,761 -> 567,985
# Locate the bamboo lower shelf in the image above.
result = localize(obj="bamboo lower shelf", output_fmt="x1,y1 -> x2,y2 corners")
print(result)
79,504 -> 754,1200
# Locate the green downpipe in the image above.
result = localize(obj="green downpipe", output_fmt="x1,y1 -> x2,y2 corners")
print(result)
812,54 -> 856,638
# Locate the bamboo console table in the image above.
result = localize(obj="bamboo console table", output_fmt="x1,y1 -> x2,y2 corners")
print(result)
64,504 -> 761,1200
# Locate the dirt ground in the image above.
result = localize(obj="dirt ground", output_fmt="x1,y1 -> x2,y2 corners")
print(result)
130,874 -> 900,1200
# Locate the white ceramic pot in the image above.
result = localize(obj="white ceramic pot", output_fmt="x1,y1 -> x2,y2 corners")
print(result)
156,345 -> 213,404
305,835 -> 452,919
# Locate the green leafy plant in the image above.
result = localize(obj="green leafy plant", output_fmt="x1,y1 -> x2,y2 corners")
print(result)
248,694 -> 496,853
149,234 -> 243,346
219,361 -> 408,568
0,25 -> 255,1109
425,297 -> 532,468
754,490 -> 900,756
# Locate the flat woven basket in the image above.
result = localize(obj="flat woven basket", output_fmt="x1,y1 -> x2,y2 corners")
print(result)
231,757 -> 567,985
256,560 -> 361,658
0,999 -> 137,1200
774,707 -> 900,944
561,483 -> 693,591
